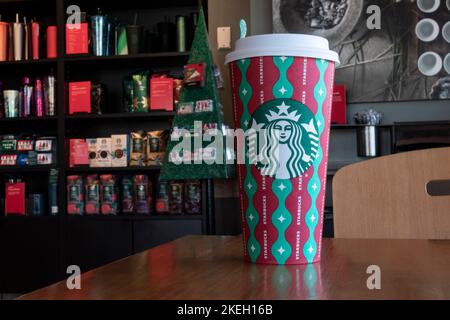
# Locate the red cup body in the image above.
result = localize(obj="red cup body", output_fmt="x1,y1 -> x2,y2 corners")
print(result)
229,55 -> 335,265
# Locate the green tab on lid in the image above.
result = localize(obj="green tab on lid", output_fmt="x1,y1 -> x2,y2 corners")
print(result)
240,19 -> 247,39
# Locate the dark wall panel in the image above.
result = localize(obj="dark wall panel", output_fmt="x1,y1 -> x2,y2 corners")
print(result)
63,218 -> 133,273
133,220 -> 202,253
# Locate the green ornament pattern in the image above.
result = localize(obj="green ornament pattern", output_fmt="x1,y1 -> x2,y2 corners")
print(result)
273,56 -> 294,98
271,179 -> 293,264
238,58 -> 260,263
270,56 -> 295,264
303,59 -> 328,263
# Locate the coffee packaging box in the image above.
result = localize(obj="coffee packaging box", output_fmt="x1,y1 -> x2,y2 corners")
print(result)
66,23 -> 89,55
69,139 -> 89,167
68,81 -> 91,114
111,135 -> 128,167
86,139 -> 97,168
5,182 -> 26,215
95,138 -> 112,167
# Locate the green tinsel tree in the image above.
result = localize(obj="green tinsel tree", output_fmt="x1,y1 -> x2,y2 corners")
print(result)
160,7 -> 234,180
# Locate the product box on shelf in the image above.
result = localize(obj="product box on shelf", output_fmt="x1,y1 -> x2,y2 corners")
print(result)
1,139 -> 17,152
69,139 -> 89,167
17,139 -> 34,152
150,76 -> 174,111
87,138 -> 97,167
35,137 -> 57,165
5,182 -> 26,216
1,155 -> 17,166
35,138 -> 54,152
332,84 -> 347,125
0,135 -> 57,167
111,135 -> 128,167
195,99 -> 214,113
66,23 -> 89,55
69,81 -> 91,114
37,153 -> 53,165
95,138 -> 112,167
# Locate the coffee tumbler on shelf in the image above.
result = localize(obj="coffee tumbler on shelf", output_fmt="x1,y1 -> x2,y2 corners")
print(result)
31,20 -> 40,60
0,21 -> 8,61
34,78 -> 44,117
46,26 -> 57,58
44,75 -> 56,116
13,14 -> 23,61
176,16 -> 186,52
91,14 -> 111,56
4,90 -> 19,118
115,24 -> 128,55
20,77 -> 33,117
126,24 -> 143,55
23,17 -> 30,60
157,20 -> 175,52
226,33 -> 339,265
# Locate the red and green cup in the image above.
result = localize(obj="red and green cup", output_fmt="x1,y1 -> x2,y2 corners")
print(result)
226,34 -> 339,265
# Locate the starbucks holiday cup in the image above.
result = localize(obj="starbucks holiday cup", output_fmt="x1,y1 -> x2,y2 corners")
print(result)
226,34 -> 339,265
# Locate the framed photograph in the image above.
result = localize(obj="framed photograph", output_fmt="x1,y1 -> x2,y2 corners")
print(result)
273,0 -> 450,103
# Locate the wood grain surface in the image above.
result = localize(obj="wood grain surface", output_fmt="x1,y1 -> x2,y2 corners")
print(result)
19,236 -> 450,300
333,147 -> 450,239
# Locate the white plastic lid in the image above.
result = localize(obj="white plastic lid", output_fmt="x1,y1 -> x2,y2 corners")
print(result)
225,34 -> 340,65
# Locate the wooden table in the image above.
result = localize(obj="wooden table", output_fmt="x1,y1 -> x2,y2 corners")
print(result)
19,236 -> 450,300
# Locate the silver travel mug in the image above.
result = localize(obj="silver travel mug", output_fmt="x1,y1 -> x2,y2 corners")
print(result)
4,90 -> 20,118
91,15 -> 110,56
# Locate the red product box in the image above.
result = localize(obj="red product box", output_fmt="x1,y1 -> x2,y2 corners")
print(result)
150,77 -> 174,111
69,139 -> 89,167
5,182 -> 26,216
0,154 -> 18,166
331,84 -> 347,124
183,63 -> 206,87
66,23 -> 89,55
69,81 -> 91,114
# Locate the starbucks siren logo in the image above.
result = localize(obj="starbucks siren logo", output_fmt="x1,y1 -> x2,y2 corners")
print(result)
249,99 -> 320,180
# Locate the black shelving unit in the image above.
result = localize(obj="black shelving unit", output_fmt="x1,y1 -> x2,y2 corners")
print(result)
66,166 -> 163,173
66,111 -> 176,120
0,0 -> 210,295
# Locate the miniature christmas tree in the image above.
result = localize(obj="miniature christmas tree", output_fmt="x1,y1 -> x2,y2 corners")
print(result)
160,7 -> 234,180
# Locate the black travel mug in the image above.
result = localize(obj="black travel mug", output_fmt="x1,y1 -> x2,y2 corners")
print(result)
126,25 -> 143,55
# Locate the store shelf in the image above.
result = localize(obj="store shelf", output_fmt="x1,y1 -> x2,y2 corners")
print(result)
0,58 -> 57,67
66,112 -> 175,121
68,0 -> 199,11
0,116 -> 58,123
66,166 -> 163,173
0,165 -> 58,174
331,124 -> 392,129
65,214 -> 203,221
64,52 -> 190,67
0,215 -> 59,221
